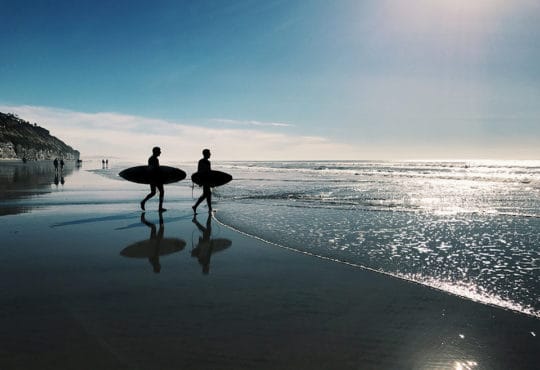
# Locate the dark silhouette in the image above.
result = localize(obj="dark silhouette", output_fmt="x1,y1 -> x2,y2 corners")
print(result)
59,158 -> 64,171
54,173 -> 59,186
53,158 -> 59,172
105,159 -> 109,168
192,148 -> 212,214
191,213 -> 231,274
141,212 -> 164,273
140,147 -> 166,212
119,213 -> 186,273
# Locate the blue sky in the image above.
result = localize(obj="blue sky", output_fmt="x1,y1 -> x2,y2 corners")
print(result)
1,0 -> 539,159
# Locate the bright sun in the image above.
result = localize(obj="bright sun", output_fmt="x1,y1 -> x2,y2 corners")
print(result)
377,0 -> 508,36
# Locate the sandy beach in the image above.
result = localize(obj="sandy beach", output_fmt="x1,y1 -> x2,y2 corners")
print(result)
0,162 -> 538,369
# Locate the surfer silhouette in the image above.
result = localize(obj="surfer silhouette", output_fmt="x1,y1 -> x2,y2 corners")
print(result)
140,146 -> 166,212
192,149 -> 212,214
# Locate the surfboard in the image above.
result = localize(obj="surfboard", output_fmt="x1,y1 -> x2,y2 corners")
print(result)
191,170 -> 232,187
119,166 -> 186,185
120,238 -> 186,258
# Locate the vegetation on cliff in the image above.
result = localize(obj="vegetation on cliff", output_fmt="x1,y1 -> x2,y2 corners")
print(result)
0,112 -> 79,160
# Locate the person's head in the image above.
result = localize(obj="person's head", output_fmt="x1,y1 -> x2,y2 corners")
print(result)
152,147 -> 161,156
202,149 -> 211,159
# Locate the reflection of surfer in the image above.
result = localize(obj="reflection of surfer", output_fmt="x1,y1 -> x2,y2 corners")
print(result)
140,147 -> 166,212
120,213 -> 185,271
191,214 -> 232,274
141,212 -> 164,273
192,149 -> 212,214
192,213 -> 213,274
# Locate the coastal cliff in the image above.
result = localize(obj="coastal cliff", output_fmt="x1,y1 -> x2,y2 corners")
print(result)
0,112 -> 80,160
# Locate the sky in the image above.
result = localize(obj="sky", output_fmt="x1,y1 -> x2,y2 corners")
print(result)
1,0 -> 539,160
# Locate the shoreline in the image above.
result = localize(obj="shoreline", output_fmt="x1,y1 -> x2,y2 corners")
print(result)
213,214 -> 540,320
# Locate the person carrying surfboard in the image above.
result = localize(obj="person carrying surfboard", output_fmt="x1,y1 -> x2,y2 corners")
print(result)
141,146 -> 166,212
192,149 -> 212,214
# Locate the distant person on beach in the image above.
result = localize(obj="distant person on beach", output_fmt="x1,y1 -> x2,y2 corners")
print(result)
192,149 -> 212,214
60,159 -> 64,171
140,146 -> 166,212
102,159 -> 105,169
53,158 -> 59,171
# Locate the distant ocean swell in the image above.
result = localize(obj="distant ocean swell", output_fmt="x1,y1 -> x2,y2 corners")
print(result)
214,161 -> 540,317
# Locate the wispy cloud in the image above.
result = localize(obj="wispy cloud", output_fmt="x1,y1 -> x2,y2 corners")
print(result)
211,118 -> 294,128
0,105 -> 361,161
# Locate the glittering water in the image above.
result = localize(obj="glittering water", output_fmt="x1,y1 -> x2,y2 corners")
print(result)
213,160 -> 540,317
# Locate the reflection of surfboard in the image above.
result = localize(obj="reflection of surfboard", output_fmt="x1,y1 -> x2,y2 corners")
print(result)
191,170 -> 232,187
119,166 -> 186,185
210,238 -> 232,252
120,238 -> 186,258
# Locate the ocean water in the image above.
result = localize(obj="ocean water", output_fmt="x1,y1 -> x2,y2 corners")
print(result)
211,160 -> 540,317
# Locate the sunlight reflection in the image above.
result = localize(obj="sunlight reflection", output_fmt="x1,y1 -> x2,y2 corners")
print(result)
454,360 -> 478,370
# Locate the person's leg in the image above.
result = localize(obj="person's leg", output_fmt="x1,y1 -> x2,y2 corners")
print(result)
193,185 -> 211,213
157,184 -> 166,212
141,184 -> 157,210
193,193 -> 205,213
204,186 -> 212,212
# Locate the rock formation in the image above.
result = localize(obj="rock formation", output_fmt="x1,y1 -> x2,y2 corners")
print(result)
0,112 -> 80,160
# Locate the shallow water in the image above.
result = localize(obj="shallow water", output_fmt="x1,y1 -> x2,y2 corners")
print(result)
213,160 -> 540,317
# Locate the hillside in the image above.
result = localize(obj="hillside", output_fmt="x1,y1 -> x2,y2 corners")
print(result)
0,112 -> 80,160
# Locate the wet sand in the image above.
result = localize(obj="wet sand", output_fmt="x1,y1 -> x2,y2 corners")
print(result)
0,162 -> 538,369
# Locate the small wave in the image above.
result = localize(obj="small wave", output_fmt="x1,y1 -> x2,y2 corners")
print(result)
218,194 -> 540,219
220,160 -> 540,185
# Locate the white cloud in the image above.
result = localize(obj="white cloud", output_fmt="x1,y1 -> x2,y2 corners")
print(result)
0,105 -> 363,161
210,118 -> 294,127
